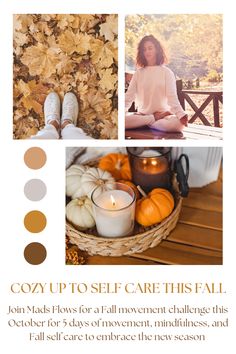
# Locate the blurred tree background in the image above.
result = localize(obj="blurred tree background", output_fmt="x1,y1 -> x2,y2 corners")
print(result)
125,14 -> 223,85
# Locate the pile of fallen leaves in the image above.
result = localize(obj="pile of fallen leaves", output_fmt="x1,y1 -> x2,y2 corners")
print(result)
66,236 -> 88,265
13,14 -> 118,139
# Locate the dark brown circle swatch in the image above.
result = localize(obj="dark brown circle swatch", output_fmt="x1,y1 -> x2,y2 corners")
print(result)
24,147 -> 47,169
24,242 -> 47,265
24,210 -> 47,233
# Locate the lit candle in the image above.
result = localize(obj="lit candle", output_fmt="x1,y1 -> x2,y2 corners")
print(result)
127,148 -> 171,193
91,183 -> 136,237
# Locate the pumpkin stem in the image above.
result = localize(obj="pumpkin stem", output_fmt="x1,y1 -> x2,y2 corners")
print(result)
77,197 -> 86,206
97,179 -> 105,185
137,185 -> 147,197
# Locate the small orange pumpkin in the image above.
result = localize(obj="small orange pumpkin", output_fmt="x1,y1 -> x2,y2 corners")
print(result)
98,153 -> 132,180
135,188 -> 174,227
118,180 -> 140,200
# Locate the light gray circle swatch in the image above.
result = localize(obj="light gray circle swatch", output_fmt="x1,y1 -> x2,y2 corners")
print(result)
24,179 -> 47,201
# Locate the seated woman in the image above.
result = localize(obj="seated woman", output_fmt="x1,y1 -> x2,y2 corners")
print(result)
125,35 -> 188,133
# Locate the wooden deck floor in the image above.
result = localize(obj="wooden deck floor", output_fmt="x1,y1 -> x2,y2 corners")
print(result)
125,123 -> 223,140
70,170 -> 222,266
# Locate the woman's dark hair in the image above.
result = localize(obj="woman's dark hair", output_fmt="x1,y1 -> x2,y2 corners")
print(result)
136,35 -> 167,67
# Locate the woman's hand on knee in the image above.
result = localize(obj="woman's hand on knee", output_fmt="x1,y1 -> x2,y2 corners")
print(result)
154,111 -> 172,121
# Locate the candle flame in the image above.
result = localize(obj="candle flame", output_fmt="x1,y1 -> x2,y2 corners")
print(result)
151,160 -> 158,166
110,195 -> 116,206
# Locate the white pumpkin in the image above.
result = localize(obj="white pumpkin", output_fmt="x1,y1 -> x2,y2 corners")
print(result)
66,164 -> 88,199
80,167 -> 115,199
66,197 -> 95,230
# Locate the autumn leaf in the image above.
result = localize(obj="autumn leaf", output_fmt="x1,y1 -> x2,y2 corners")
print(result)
99,15 -> 118,41
14,116 -> 40,140
90,39 -> 115,68
99,120 -> 117,139
58,30 -> 91,56
14,79 -> 49,115
13,31 -> 29,48
79,14 -> 99,32
56,14 -> 80,30
13,15 -> 33,33
82,89 -> 110,112
98,68 -> 117,92
21,43 -> 61,78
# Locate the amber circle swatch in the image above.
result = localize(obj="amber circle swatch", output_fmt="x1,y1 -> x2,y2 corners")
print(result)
24,210 -> 47,233
24,242 -> 47,265
24,179 -> 47,201
24,147 -> 47,169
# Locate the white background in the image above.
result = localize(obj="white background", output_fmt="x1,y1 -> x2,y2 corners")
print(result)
0,0 -> 235,353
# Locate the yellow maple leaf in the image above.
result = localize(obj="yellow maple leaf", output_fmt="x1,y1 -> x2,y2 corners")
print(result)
90,39 -> 115,68
13,31 -> 29,47
56,14 -> 79,30
21,43 -> 61,78
98,68 -> 117,92
58,30 -> 91,55
80,88 -> 112,123
99,15 -> 118,41
29,21 -> 53,37
106,40 -> 118,64
79,15 -> 98,32
13,14 -> 33,33
99,119 -> 117,139
56,53 -> 77,76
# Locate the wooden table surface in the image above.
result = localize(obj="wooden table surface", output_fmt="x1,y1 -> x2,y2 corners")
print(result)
84,170 -> 222,265
125,123 -> 223,140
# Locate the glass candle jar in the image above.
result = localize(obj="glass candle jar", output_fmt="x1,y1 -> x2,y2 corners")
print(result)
91,182 -> 136,238
127,147 -> 171,193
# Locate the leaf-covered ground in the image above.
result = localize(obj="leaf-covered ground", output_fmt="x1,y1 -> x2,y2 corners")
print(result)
13,14 -> 118,139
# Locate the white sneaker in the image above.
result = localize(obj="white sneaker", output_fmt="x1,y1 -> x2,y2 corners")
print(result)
61,92 -> 79,126
44,92 -> 61,126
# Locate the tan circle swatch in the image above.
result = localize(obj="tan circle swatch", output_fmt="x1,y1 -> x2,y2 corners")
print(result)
24,242 -> 47,265
24,147 -> 47,169
24,210 -> 47,233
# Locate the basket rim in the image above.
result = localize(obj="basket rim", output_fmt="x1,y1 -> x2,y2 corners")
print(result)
66,195 -> 182,241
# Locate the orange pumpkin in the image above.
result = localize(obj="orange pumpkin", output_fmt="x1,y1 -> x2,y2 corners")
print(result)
118,180 -> 140,200
135,188 -> 174,227
98,153 -> 132,180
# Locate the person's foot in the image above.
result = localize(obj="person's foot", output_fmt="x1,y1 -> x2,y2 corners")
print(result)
44,92 -> 60,130
61,92 -> 79,129
180,115 -> 188,126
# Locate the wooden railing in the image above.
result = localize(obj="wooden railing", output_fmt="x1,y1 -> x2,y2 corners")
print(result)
176,79 -> 223,127
125,74 -> 223,128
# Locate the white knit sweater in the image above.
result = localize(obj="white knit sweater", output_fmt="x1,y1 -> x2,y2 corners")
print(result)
125,65 -> 186,119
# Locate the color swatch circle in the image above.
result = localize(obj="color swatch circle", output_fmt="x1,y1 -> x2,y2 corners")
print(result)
24,179 -> 47,201
24,210 -> 47,233
24,242 -> 47,265
24,147 -> 47,169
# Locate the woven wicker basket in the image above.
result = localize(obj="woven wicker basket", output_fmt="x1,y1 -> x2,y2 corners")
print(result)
66,160 -> 182,257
